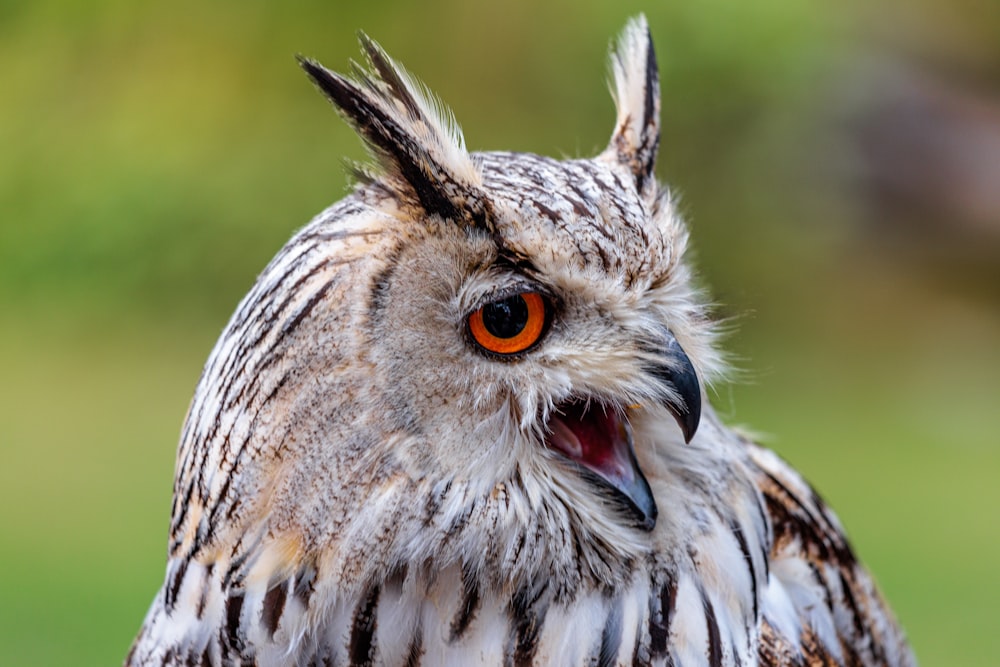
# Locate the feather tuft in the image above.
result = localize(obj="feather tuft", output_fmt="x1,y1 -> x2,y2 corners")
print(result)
299,36 -> 491,228
604,14 -> 661,195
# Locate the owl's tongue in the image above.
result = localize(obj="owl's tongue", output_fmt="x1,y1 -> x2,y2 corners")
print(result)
546,401 -> 657,530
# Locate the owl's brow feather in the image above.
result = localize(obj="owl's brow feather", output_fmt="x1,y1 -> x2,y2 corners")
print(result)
492,250 -> 540,277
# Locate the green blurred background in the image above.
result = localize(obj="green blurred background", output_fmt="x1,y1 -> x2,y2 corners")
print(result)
2,0 -> 998,664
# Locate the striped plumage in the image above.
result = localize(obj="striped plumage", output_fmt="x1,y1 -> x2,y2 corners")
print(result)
127,17 -> 915,667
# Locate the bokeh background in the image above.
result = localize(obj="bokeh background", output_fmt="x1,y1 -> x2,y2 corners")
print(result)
2,0 -> 998,664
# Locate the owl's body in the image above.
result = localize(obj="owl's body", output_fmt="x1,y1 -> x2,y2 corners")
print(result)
128,18 -> 915,667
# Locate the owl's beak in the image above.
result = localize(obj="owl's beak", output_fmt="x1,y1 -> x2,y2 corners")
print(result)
648,332 -> 701,443
546,400 -> 658,531
542,334 -> 700,532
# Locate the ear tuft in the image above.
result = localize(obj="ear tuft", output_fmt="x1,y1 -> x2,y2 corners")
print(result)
604,15 -> 661,195
299,36 -> 491,228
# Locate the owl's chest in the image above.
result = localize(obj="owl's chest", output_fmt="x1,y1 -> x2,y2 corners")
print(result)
284,564 -> 756,666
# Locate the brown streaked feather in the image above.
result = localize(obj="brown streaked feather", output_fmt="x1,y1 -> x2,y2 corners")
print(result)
745,441 -> 915,666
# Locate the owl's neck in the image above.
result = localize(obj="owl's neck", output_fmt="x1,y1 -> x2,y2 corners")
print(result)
292,404 -> 765,597
300,409 -> 765,661
136,409 -> 768,664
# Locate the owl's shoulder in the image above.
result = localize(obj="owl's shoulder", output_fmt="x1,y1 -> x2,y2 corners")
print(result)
738,440 -> 916,666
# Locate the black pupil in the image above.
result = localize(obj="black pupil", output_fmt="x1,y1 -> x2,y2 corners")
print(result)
482,295 -> 529,339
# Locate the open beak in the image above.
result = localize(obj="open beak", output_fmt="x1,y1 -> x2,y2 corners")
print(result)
547,401 -> 657,530
544,332 -> 701,531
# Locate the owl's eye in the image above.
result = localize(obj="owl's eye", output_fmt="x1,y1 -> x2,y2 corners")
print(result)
468,292 -> 548,356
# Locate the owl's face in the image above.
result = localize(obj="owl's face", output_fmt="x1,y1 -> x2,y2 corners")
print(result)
366,150 -> 711,535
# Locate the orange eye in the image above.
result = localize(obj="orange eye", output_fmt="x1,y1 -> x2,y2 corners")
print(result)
468,292 -> 548,356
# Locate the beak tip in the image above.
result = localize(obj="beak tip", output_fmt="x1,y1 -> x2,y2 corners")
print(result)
680,397 -> 701,444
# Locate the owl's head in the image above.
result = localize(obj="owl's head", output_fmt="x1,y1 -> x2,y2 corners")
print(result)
183,17 -> 723,586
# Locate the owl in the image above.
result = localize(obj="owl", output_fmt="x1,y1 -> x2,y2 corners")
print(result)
127,16 -> 916,667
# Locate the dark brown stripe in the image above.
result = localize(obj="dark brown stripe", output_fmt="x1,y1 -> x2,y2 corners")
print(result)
703,595 -> 723,667
805,559 -> 832,610
169,482 -> 197,554
752,494 -> 770,580
729,520 -> 759,621
597,599 -> 623,667
299,212 -> 377,244
631,636 -> 649,667
443,498 -> 475,543
224,593 -> 245,650
532,200 -> 560,223
262,580 -> 288,638
222,541 -> 251,589
195,563 -> 215,620
508,531 -> 527,568
506,586 -> 549,667
449,566 -> 481,642
279,275 -> 338,340
385,563 -> 409,589
422,480 -> 452,526
349,584 -> 381,666
566,195 -> 591,218
838,569 -> 865,639
367,247 -> 402,328
637,26 -> 659,190
649,573 -> 677,657
294,566 -> 317,609
405,621 -> 423,667
165,558 -> 189,611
